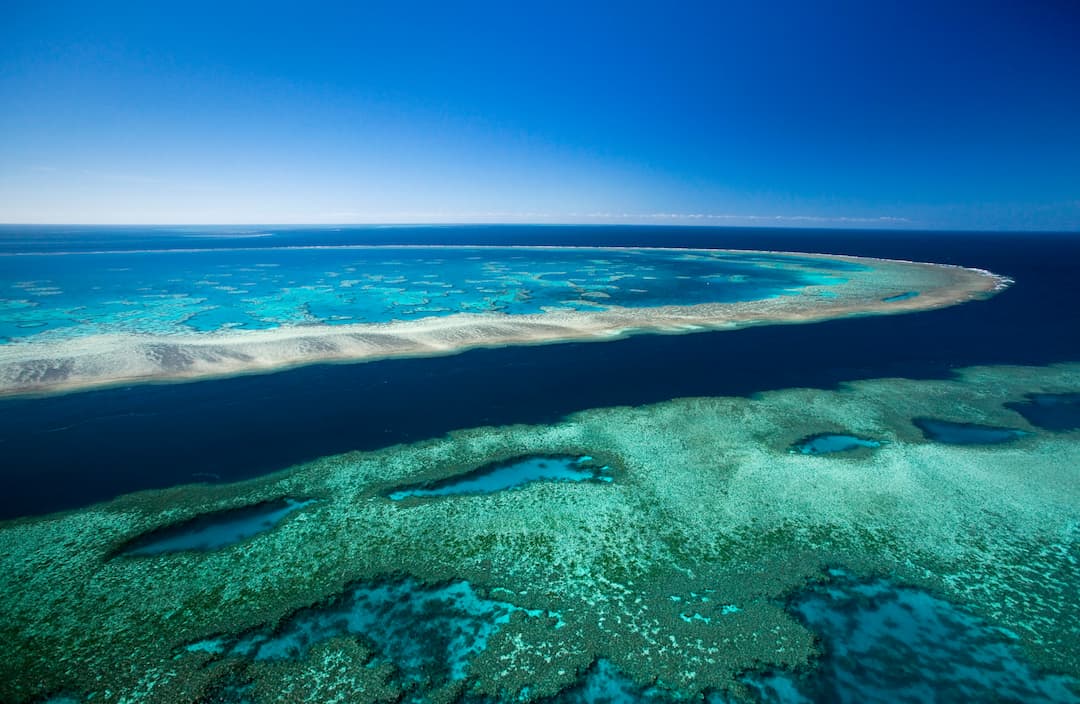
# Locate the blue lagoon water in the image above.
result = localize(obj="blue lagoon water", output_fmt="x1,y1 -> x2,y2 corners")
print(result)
118,498 -> 315,556
790,434 -> 883,455
386,455 -> 611,500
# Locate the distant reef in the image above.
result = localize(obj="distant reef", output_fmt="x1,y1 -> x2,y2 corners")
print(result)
0,247 -> 1007,397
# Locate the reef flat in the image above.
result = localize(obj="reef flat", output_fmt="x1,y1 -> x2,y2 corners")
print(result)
0,246 -> 1005,396
1,362 -> 1076,703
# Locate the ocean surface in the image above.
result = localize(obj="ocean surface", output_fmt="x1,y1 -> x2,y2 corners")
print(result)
2,225 -> 1079,704
0,225 -> 1077,519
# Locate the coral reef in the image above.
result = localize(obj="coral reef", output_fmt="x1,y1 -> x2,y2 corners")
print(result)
1,363 -> 1076,703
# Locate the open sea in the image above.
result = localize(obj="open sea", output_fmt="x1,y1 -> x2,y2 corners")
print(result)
1,225 -> 1077,519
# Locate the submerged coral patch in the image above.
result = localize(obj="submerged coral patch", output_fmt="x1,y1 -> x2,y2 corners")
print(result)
913,417 -> 1031,445
386,455 -> 611,501
462,659 -> 710,704
789,434 -> 883,455
1006,392 -> 1080,432
881,290 -> 919,302
119,498 -> 315,556
188,577 -> 560,686
543,659 -> 686,703
746,570 -> 1080,704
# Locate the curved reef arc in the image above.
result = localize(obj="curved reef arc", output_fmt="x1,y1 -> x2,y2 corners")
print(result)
0,247 -> 1008,397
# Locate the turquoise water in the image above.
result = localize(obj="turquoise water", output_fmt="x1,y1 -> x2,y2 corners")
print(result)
790,434 -> 883,455
120,498 -> 314,556
0,246 -> 858,342
913,418 -> 1031,445
747,571 -> 1079,704
387,455 -> 611,500
545,660 -> 688,703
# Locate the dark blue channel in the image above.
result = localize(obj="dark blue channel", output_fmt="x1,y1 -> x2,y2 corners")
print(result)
790,434 -> 883,455
1,227 -> 1078,519
913,418 -> 1030,445
1006,393 -> 1080,432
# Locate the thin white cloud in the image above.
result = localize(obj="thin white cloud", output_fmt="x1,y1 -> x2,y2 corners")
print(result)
306,211 -> 914,226
0,206 -> 914,227
632,213 -> 912,224
79,169 -> 162,186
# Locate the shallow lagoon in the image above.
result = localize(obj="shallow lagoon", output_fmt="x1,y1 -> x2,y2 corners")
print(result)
387,455 -> 611,500
119,498 -> 314,556
0,246 -> 860,342
789,434 -> 883,455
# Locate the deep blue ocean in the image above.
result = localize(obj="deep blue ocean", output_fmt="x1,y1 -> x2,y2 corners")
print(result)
1,225 -> 1078,520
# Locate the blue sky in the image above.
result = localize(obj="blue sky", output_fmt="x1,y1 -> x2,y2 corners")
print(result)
1,1 -> 1078,229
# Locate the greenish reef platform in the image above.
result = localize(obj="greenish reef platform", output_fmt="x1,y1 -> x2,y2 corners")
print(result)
1,363 -> 1077,703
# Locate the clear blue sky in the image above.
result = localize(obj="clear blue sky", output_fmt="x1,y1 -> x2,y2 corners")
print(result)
2,1 -> 1078,229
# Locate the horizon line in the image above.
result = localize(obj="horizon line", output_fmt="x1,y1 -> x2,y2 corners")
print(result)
0,221 -> 1078,234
